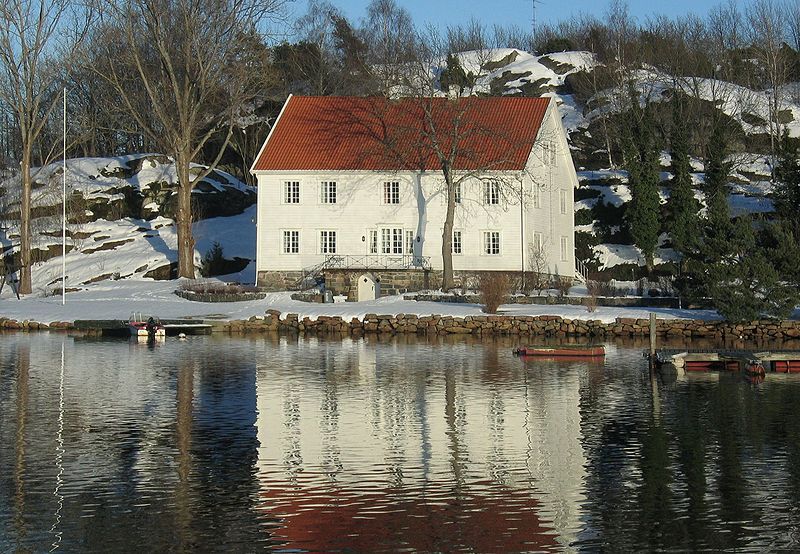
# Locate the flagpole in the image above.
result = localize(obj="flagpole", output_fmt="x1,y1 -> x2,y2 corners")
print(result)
62,87 -> 66,306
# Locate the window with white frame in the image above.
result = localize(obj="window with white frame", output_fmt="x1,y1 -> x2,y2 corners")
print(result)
560,236 -> 569,261
483,231 -> 500,255
369,230 -> 378,254
319,230 -> 336,254
380,227 -> 404,254
483,180 -> 500,205
532,186 -> 541,209
559,189 -> 568,214
542,141 -> 556,165
405,230 -> 414,254
383,181 -> 400,204
454,183 -> 462,204
284,181 -> 300,204
320,181 -> 337,204
452,230 -> 462,254
282,230 -> 299,254
532,231 -> 544,252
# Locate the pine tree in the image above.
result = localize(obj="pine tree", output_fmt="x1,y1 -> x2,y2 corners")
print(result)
623,86 -> 661,273
772,131 -> 800,227
708,217 -> 798,321
667,102 -> 700,263
681,122 -> 798,321
677,118 -> 733,307
439,53 -> 474,95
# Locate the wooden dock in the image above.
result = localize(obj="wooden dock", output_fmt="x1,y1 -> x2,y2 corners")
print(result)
72,319 -> 213,336
655,349 -> 800,374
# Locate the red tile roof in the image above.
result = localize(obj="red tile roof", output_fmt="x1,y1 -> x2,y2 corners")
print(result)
252,95 -> 551,172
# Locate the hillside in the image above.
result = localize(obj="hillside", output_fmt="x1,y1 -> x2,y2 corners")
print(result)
2,48 -> 799,295
441,48 -> 797,277
0,155 -> 255,297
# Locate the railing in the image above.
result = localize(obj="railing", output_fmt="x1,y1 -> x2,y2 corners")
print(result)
321,254 -> 432,271
295,254 -> 432,290
575,259 -> 589,283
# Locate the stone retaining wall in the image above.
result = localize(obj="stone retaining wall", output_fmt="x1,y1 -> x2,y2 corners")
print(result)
3,314 -> 800,341
174,290 -> 266,302
220,312 -> 800,340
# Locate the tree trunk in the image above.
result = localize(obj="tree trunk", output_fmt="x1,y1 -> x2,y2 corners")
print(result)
175,154 -> 196,279
18,150 -> 32,295
440,171 -> 456,291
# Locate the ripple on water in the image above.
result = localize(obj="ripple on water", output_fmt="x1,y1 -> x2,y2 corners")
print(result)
3,333 -> 800,551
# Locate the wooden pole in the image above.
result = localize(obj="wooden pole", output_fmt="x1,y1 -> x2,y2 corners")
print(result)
649,312 -> 657,368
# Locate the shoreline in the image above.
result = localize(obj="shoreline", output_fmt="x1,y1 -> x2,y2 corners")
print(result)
4,312 -> 800,341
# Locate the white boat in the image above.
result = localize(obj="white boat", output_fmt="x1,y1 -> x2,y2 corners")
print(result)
128,313 -> 166,339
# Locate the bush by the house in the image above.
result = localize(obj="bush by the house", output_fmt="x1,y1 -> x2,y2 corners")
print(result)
479,273 -> 512,314
552,275 -> 573,297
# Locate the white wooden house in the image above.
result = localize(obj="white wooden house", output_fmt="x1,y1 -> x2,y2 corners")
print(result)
250,94 -> 578,296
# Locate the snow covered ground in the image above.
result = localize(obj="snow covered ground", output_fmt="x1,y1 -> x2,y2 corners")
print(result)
0,278 -> 725,324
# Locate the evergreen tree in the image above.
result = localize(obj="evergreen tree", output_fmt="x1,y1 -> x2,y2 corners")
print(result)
695,119 -> 735,277
772,131 -> 800,228
768,131 -> 800,290
680,122 -> 798,321
677,118 -> 733,306
622,86 -> 661,273
707,217 -> 798,321
761,220 -> 800,291
667,102 -> 700,263
439,53 -> 475,95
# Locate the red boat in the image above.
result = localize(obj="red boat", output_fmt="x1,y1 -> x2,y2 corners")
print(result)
513,345 -> 605,358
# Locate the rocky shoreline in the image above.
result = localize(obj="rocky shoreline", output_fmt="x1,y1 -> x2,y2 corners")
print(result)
6,312 -> 800,341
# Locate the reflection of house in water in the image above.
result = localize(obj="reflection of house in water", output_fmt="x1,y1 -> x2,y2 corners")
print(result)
255,337 -> 587,551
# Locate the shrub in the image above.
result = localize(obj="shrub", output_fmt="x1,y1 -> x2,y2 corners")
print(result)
479,273 -> 512,313
586,280 -> 630,297
552,275 -> 573,297
200,241 -> 226,277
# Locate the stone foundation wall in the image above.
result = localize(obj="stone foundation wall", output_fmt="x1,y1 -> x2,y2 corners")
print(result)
257,270 -> 305,291
323,269 -> 436,299
322,269 -> 563,299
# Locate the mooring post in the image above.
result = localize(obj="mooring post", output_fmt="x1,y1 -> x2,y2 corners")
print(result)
649,312 -> 657,369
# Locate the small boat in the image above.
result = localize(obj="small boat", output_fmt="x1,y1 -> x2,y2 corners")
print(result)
513,345 -> 605,358
128,313 -> 165,339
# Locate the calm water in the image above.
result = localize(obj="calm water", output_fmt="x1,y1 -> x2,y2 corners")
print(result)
2,332 -> 800,552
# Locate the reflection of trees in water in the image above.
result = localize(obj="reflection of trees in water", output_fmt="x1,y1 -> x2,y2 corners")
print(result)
14,341 -> 30,547
175,356 -> 194,550
577,345 -> 800,552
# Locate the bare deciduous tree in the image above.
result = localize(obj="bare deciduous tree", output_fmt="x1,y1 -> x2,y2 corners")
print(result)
94,0 -> 286,279
362,0 -> 416,95
0,0 -> 88,294
747,0 -> 791,173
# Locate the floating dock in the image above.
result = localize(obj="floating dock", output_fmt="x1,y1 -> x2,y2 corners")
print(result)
655,349 -> 800,374
514,345 -> 606,358
72,319 -> 213,336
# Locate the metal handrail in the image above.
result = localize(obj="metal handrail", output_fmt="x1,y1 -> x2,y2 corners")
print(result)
575,259 -> 589,283
321,254 -> 432,271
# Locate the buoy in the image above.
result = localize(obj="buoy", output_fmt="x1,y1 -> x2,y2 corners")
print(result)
178,333 -> 187,340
